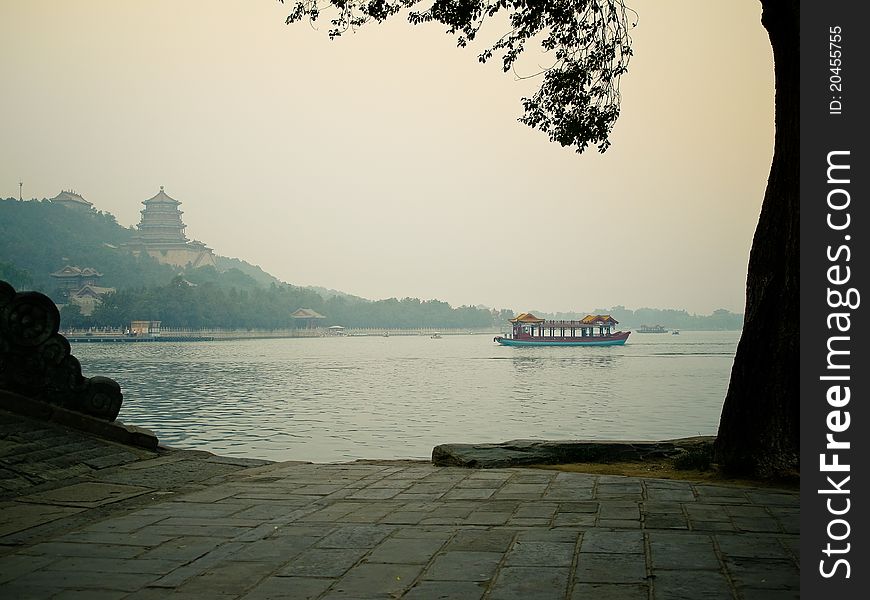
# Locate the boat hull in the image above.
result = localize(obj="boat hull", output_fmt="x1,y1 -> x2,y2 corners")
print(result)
494,332 -> 630,347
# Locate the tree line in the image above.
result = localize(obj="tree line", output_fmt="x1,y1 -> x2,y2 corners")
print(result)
56,278 -> 742,331
542,305 -> 743,331
58,276 -> 510,330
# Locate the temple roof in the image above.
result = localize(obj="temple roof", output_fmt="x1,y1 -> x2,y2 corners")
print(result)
143,186 -> 181,205
291,308 -> 326,319
50,265 -> 103,278
51,265 -> 82,278
50,190 -> 93,208
510,312 -> 545,324
70,284 -> 115,299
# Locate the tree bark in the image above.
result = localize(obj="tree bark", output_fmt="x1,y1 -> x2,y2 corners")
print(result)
714,0 -> 799,477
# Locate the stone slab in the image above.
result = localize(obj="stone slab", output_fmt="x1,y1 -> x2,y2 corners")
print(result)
0,501 -> 85,536
0,430 -> 800,600
432,437 -> 715,468
19,481 -> 152,508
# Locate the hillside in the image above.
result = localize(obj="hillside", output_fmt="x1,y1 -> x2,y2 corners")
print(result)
0,197 -> 743,331
0,198 -> 261,299
1,198 -> 373,301
214,256 -> 282,288
0,198 -> 506,330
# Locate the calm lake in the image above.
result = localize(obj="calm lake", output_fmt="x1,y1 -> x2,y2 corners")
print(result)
71,331 -> 740,463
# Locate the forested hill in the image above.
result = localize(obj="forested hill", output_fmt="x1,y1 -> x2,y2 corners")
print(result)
0,198 -> 508,329
1,197 -> 160,291
0,197 -> 265,294
0,198 -> 743,331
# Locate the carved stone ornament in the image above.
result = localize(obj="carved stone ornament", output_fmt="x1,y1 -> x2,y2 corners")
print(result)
0,280 -> 122,421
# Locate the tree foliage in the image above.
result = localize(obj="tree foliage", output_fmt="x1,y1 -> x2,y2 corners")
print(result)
283,0 -> 635,152
87,280 -> 504,330
0,260 -> 32,290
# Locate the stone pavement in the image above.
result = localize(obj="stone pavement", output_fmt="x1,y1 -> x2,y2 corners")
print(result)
0,410 -> 799,599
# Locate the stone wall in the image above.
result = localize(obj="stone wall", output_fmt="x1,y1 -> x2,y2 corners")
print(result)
0,280 -> 123,421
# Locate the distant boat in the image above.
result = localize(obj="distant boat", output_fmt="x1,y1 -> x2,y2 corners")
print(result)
671,329 -> 680,335
430,332 -> 442,339
493,313 -> 630,347
636,325 -> 668,333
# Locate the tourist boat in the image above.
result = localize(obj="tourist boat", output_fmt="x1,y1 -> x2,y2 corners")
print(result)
493,313 -> 630,347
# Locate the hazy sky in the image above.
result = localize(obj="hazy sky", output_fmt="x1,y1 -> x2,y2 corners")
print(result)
1,1 -> 773,315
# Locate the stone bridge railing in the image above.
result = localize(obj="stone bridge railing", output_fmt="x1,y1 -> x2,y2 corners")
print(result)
0,280 -> 122,421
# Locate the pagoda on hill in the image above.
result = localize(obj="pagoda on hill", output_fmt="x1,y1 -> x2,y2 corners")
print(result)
126,187 -> 217,269
135,186 -> 188,245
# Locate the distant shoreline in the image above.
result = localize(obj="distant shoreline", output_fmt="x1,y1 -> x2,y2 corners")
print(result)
64,328 -> 502,343
65,327 -> 741,343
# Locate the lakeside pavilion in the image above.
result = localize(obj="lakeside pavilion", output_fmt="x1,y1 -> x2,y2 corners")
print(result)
292,308 -> 327,329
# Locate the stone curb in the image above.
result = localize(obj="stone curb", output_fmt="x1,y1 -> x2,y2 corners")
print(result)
432,436 -> 715,468
0,390 -> 159,450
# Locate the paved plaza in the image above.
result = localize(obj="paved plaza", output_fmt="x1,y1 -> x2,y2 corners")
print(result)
0,409 -> 799,599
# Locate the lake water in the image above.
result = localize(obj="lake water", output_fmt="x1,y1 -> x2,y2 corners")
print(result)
70,331 -> 740,463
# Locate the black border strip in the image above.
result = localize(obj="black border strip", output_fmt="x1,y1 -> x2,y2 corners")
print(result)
801,1 -> 868,595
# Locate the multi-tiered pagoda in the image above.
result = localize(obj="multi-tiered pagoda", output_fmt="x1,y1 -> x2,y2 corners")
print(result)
126,187 -> 216,269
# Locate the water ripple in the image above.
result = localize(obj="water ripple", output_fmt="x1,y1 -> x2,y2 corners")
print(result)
72,331 -> 740,462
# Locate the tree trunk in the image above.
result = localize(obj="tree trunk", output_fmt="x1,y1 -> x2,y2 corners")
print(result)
714,0 -> 799,477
